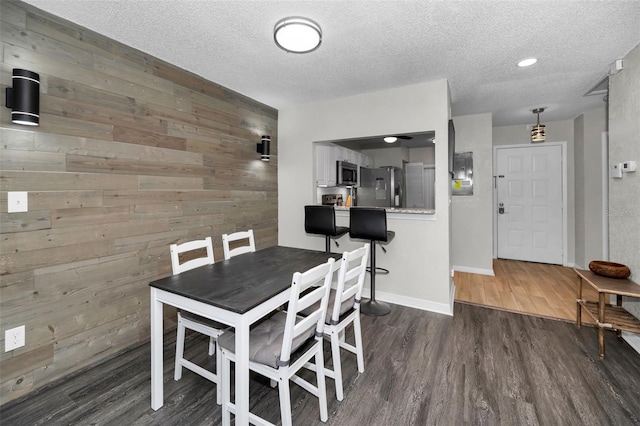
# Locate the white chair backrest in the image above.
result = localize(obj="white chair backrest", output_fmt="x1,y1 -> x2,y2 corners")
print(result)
279,258 -> 336,365
170,237 -> 215,275
330,244 -> 370,323
222,230 -> 256,260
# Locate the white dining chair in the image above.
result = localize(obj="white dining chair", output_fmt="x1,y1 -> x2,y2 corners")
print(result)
221,229 -> 256,260
170,236 -> 224,404
304,243 -> 370,401
218,257 -> 337,426
327,244 -> 370,400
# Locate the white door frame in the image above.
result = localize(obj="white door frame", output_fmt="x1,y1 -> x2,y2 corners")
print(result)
601,132 -> 609,261
492,142 -> 568,266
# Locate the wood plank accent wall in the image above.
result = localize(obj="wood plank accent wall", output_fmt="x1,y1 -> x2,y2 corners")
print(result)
0,0 -> 278,405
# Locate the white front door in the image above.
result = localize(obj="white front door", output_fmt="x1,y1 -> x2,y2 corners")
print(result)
496,145 -> 563,264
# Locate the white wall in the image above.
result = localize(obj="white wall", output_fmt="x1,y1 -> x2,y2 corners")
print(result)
609,43 -> 640,327
361,147 -> 409,168
278,80 -> 453,310
451,113 -> 494,275
575,114 -> 586,267
493,119 -> 576,265
574,107 -> 607,269
493,120 -> 574,147
409,146 -> 436,164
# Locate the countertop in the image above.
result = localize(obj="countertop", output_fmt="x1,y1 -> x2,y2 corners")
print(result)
333,205 -> 435,215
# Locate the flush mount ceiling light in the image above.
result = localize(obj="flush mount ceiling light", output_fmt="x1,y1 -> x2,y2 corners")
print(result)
274,17 -> 322,53
531,108 -> 546,143
518,58 -> 538,67
384,135 -> 414,143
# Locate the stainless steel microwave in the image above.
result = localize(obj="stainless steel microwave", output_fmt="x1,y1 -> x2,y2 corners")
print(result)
337,161 -> 358,186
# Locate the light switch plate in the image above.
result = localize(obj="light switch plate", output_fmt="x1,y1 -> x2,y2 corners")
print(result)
7,192 -> 28,213
611,163 -> 623,179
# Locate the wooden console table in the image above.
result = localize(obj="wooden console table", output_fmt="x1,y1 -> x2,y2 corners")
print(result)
574,268 -> 640,358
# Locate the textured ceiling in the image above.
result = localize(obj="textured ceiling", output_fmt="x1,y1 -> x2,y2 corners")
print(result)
22,0 -> 640,126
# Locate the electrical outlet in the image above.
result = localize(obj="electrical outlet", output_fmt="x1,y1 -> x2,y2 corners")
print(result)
5,325 -> 26,352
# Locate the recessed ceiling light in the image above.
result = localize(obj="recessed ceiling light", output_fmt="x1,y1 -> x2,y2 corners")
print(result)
274,17 -> 322,53
517,58 -> 538,67
383,136 -> 398,143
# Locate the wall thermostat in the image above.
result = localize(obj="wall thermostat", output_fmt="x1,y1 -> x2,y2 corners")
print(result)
622,161 -> 637,172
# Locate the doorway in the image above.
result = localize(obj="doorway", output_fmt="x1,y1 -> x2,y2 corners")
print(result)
405,162 -> 435,209
493,143 -> 567,265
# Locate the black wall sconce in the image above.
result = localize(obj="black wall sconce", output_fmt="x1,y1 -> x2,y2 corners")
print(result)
5,69 -> 40,126
256,135 -> 271,161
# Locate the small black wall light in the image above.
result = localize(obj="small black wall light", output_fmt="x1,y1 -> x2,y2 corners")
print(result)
5,69 -> 40,126
256,135 -> 271,161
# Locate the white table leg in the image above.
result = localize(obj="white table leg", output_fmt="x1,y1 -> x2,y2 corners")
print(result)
234,315 -> 250,426
150,288 -> 164,410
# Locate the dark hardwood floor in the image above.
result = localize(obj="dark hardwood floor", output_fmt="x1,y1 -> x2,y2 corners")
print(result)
2,302 -> 640,425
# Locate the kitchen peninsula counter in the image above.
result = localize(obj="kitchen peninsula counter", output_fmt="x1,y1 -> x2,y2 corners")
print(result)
334,206 -> 436,215
314,203 -> 452,316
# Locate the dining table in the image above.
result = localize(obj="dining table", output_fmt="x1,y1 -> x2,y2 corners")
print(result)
149,245 -> 339,426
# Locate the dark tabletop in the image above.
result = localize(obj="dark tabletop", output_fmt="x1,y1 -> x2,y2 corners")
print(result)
149,246 -> 339,314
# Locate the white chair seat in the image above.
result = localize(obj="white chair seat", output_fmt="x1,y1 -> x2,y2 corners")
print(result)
219,311 -> 315,369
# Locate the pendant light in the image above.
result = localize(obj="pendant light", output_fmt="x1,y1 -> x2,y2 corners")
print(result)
531,108 -> 546,143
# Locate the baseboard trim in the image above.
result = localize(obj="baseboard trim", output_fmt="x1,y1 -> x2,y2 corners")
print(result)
452,265 -> 495,276
361,288 -> 454,316
622,331 -> 640,355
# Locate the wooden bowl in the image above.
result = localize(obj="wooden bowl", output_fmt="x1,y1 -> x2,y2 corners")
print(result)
588,260 -> 631,279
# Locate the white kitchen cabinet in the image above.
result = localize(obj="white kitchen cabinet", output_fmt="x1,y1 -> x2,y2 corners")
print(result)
327,148 -> 337,186
361,154 -> 374,168
333,146 -> 360,165
346,149 -> 359,164
357,154 -> 374,188
315,144 -> 337,187
316,144 -> 367,187
353,152 -> 363,167
315,144 -> 328,186
333,146 -> 347,163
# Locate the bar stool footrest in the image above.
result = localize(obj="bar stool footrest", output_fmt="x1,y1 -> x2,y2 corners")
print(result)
366,267 -> 389,275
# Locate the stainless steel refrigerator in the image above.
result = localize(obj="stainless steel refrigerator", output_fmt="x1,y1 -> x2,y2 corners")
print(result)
358,166 -> 403,207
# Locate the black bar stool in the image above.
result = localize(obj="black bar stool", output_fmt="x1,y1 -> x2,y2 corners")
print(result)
349,207 -> 395,316
304,205 -> 349,253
